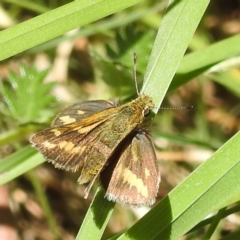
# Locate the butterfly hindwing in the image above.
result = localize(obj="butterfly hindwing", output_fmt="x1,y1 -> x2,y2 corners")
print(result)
103,131 -> 160,207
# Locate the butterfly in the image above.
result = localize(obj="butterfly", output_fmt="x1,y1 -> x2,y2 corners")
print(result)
30,56 -> 160,207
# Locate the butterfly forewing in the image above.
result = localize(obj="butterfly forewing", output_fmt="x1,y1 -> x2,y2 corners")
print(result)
31,100 -> 117,172
52,100 -> 117,127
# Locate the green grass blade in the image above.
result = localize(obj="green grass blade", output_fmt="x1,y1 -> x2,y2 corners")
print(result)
208,69 -> 240,97
188,205 -> 240,234
203,208 -> 226,240
0,0 -> 142,60
76,187 -> 115,240
27,170 -> 61,240
0,146 -> 45,185
171,33 -> 240,91
4,0 -> 50,13
142,0 -> 210,112
27,2 -> 165,54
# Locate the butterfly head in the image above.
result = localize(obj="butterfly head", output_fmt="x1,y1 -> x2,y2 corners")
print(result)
134,94 -> 154,117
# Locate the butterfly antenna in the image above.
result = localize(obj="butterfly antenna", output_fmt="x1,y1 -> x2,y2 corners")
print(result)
159,106 -> 194,110
133,53 -> 140,95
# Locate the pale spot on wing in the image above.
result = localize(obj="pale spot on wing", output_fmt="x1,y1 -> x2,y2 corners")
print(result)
51,129 -> 62,136
72,145 -> 87,154
122,168 -> 148,197
145,168 -> 150,178
60,116 -> 76,124
74,122 -> 100,134
77,110 -> 85,115
59,141 -> 67,149
64,141 -> 75,151
43,141 -> 56,149
132,148 -> 138,162
58,141 -> 75,151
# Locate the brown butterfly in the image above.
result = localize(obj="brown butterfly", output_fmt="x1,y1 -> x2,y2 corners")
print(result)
30,56 -> 160,207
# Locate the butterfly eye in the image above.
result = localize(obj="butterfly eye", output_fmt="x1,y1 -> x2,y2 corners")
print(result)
143,107 -> 151,116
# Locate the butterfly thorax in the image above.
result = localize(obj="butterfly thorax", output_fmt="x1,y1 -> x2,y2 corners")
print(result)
108,94 -> 153,133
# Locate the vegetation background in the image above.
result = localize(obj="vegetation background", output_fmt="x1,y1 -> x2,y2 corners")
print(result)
0,0 -> 240,239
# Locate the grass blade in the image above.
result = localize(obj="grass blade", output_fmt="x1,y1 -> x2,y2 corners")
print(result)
76,188 -> 115,240
0,0 -> 142,60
